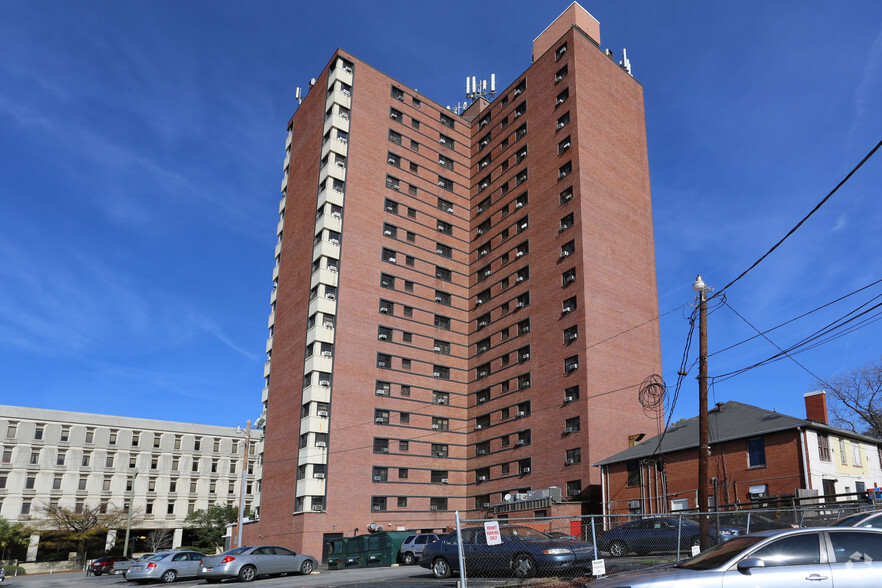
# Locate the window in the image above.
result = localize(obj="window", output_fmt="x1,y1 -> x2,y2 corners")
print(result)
436,243 -> 452,258
566,480 -> 581,497
372,496 -> 388,512
433,365 -> 450,380
85,429 -> 94,444
373,438 -> 389,454
517,215 -> 528,232
555,65 -> 568,83
478,133 -> 491,150
564,416 -> 581,434
385,175 -> 400,191
747,437 -> 766,467
380,273 -> 395,289
750,534 -> 820,567
391,86 -> 405,101
430,497 -> 448,511
564,325 -> 578,343
411,118 -> 420,130
384,199 -> 398,214
515,191 -> 528,209
403,305 -> 413,317
433,340 -> 451,355
409,162 -> 418,173
560,213 -> 574,232
60,427 -> 70,442
435,266 -> 452,281
430,470 -> 448,484
382,248 -> 397,263
818,434 -> 831,461
556,88 -> 569,106
432,418 -> 449,431
562,296 -> 577,313
388,130 -> 402,145
57,451 -> 66,465
373,467 -> 388,482
564,356 -> 579,373
476,312 -> 490,330
557,112 -> 570,130
410,139 -> 419,151
389,107 -> 402,121
627,460 -> 640,487
401,358 -> 411,370
412,97 -> 421,108
379,299 -> 393,315
402,331 -> 412,342
439,134 -> 454,149
519,459 -> 531,475
440,113 -> 455,129
374,410 -> 390,425
559,161 -> 572,179
562,268 -> 576,286
398,468 -> 408,480
434,315 -> 451,330
852,442 -> 863,466
437,220 -> 452,235
477,195 -> 491,215
406,231 -> 416,242
437,176 -> 453,191
566,448 -> 581,465
376,353 -> 391,369
438,155 -> 453,170
555,43 -> 568,60
387,152 -> 401,167
561,240 -> 575,257
516,123 -> 527,140
560,187 -> 574,205
432,443 -> 448,458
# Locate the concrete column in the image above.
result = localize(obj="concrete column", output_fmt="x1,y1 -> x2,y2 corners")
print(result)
173,528 -> 183,549
27,533 -> 40,562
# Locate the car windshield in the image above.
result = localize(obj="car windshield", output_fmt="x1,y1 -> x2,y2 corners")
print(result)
675,536 -> 766,570
501,527 -> 552,541
832,512 -> 872,527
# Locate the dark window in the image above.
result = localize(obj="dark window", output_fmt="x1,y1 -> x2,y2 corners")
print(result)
558,136 -> 572,154
388,130 -> 402,145
555,65 -> 568,83
440,113 -> 455,129
750,534 -> 820,567
556,88 -> 569,106
627,460 -> 640,487
391,86 -> 405,101
555,43 -> 568,60
747,438 -> 766,467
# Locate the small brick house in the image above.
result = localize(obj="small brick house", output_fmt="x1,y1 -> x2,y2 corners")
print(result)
596,392 -> 882,516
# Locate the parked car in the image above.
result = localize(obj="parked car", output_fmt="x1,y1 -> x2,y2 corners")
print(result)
702,512 -> 798,532
398,533 -> 440,565
89,555 -> 129,576
198,545 -> 318,582
125,550 -> 206,583
597,517 -> 743,557
591,527 -> 882,587
833,508 -> 882,528
419,525 -> 594,579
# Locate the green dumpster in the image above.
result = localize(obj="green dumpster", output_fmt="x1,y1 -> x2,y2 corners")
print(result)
365,531 -> 410,567
327,537 -> 346,570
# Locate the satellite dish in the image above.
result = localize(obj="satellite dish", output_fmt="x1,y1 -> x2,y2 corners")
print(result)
503,493 -> 512,502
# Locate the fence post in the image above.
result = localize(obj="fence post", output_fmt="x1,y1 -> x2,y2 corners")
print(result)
454,511 -> 467,588
590,516 -> 598,560
676,513 -> 682,560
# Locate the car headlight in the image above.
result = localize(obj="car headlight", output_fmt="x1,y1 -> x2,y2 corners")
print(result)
542,548 -> 573,555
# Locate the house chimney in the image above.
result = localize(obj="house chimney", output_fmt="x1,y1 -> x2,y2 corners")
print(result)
804,390 -> 828,424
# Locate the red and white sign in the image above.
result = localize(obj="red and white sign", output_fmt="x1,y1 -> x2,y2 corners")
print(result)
484,521 -> 502,545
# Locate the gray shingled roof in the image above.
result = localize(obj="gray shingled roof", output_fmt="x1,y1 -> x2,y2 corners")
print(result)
595,400 -> 880,466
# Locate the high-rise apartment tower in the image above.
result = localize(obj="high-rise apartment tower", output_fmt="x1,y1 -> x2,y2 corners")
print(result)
249,2 -> 661,557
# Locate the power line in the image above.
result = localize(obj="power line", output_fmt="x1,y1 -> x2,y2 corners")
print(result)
712,138 -> 882,299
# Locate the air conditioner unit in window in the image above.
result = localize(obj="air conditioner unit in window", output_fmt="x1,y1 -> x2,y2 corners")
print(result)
516,276 -> 525,283
326,293 -> 336,300
382,447 -> 389,453
389,114 -> 397,120
379,307 -> 388,314
516,302 -> 525,309
375,417 -> 385,423
480,249 -> 489,255
377,361 -> 386,367
336,160 -> 346,167
522,353 -> 530,360
521,382 -> 531,389
430,505 -> 438,511
565,276 -> 576,284
385,205 -> 394,212
475,424 -> 483,430
561,251 -> 570,257
314,505 -> 324,511
568,333 -> 578,341
560,171 -> 568,178
478,449 -> 487,455
328,266 -> 338,272
515,111 -> 522,118
344,66 -> 353,73
559,47 -> 567,55
517,410 -> 526,417
564,427 -> 575,434
433,372 -> 441,378
514,89 -> 521,96
481,182 -> 488,189
483,502 -> 491,507
432,424 -> 439,430
557,122 -> 565,129
481,139 -> 489,146
516,201 -> 524,208
522,326 -> 530,333
563,306 -> 572,313
478,475 -> 488,481
557,98 -> 565,105
388,257 -> 396,263
316,441 -> 327,447
439,138 -> 446,144
441,478 -> 449,484
563,142 -> 571,149
568,364 -> 578,372
477,299 -> 484,305
523,467 -> 531,473
388,157 -> 396,164
516,439 -> 525,446
478,321 -> 487,328
566,458 -> 575,465
329,238 -> 340,245
376,389 -> 386,395
477,229 -> 484,235
374,476 -> 382,481
438,181 -> 445,187
480,120 -> 488,127
321,351 -> 332,357
516,251 -> 524,258
555,75 -> 563,82
319,380 -> 330,387
314,472 -> 325,478
520,223 -> 528,230
564,396 -> 574,403
372,505 -> 380,511
318,410 -> 329,417
434,297 -> 442,303
481,161 -> 488,168
383,229 -> 392,236
437,398 -> 446,405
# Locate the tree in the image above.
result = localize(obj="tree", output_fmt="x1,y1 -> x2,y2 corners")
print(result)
817,355 -> 882,438
0,517 -> 31,561
146,528 -> 173,552
185,504 -> 253,552
38,504 -> 132,566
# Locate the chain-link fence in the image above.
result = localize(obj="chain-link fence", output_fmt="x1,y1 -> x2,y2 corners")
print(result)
415,501 -> 881,586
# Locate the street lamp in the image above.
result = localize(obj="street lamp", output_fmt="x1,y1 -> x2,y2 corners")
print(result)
693,274 -> 710,550
235,420 -> 251,549
122,471 -> 138,558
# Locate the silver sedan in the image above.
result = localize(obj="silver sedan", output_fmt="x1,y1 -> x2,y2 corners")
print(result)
125,550 -> 206,583
591,527 -> 882,587
198,545 -> 317,583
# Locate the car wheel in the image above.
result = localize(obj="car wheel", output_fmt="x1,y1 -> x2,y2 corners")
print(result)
93,571 -> 103,576
300,559 -> 314,575
511,554 -> 537,578
432,557 -> 452,579
160,569 -> 177,583
609,539 -> 628,557
403,552 -> 415,565
238,565 -> 257,582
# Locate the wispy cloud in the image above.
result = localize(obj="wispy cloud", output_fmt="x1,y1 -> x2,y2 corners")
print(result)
832,214 -> 847,232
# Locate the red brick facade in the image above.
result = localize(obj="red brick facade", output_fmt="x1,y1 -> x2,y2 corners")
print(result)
247,5 -> 661,559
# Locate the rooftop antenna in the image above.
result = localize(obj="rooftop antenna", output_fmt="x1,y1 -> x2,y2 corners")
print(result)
465,73 -> 497,105
619,48 -> 632,76
295,87 -> 303,105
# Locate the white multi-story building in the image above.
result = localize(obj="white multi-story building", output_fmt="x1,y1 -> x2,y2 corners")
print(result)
0,405 -> 262,558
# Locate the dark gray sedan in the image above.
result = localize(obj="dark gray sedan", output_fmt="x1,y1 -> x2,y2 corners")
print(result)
197,545 -> 317,583
591,527 -> 882,587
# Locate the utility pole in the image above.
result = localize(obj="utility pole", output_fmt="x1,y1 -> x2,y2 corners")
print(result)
693,274 -> 710,550
236,420 -> 251,549
123,471 -> 138,558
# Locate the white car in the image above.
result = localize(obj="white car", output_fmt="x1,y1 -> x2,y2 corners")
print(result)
198,545 -> 317,583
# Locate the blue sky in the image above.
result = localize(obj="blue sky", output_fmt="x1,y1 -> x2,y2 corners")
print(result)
1,1 -> 880,429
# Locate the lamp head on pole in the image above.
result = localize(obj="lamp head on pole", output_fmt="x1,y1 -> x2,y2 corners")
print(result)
692,274 -> 706,293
